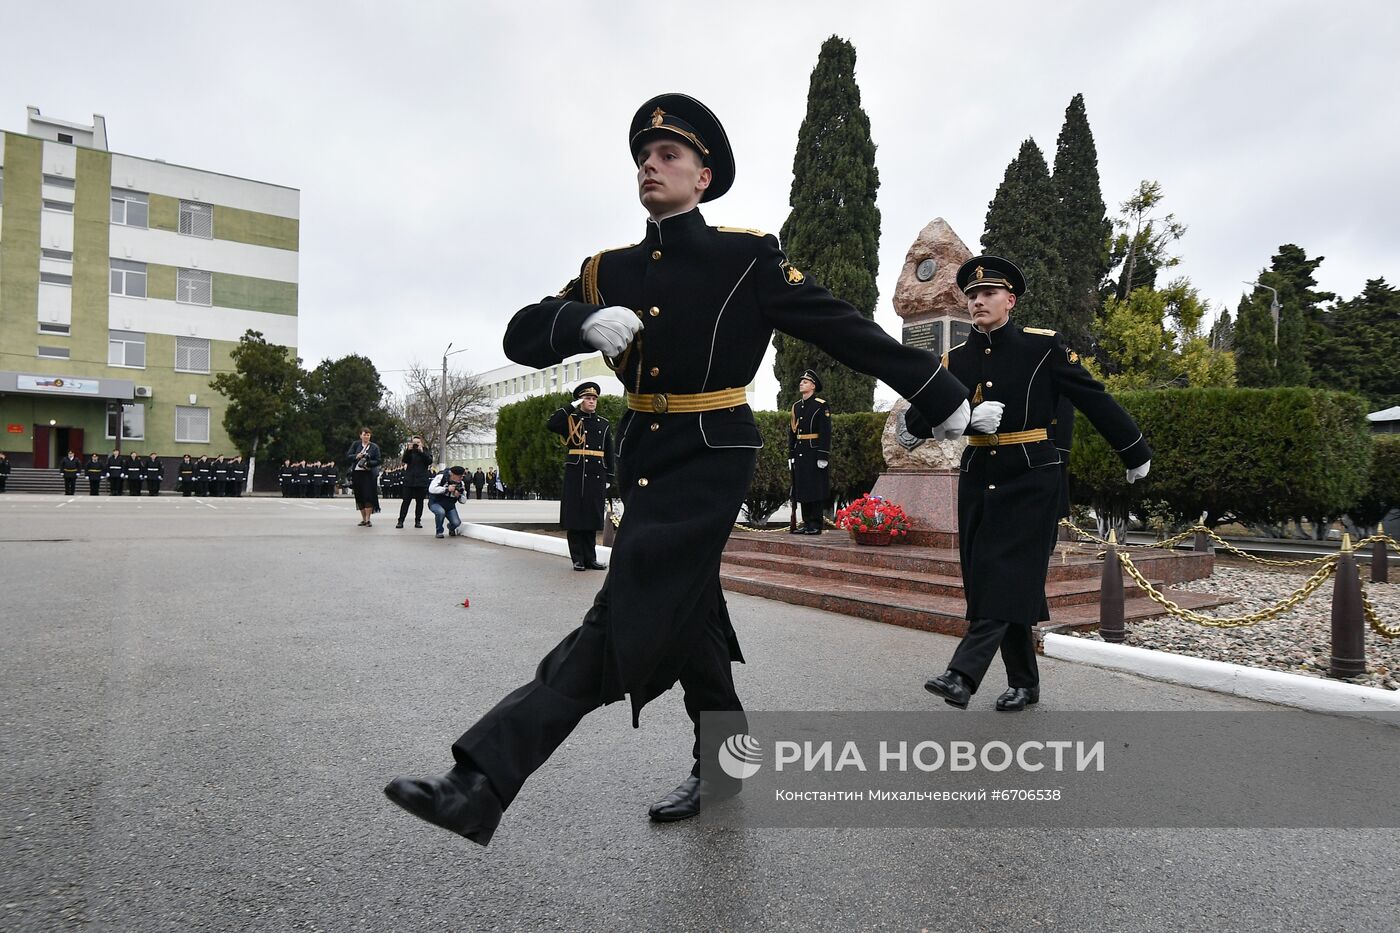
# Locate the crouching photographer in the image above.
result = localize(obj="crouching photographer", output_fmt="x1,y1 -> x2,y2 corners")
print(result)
427,465 -> 468,539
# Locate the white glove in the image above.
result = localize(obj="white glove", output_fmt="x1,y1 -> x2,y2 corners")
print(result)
788,458 -> 795,468
932,400 -> 972,440
579,306 -> 642,356
1126,460 -> 1151,484
571,398 -> 584,408
968,401 -> 1005,434
817,460 -> 828,469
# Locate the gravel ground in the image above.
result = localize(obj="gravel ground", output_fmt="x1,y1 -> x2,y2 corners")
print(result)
1074,558 -> 1400,690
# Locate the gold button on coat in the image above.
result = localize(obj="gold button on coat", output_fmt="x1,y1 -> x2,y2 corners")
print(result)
988,484 -> 996,490
649,307 -> 660,317
649,366 -> 660,377
649,422 -> 659,431
638,478 -> 649,487
984,348 -> 992,355
985,380 -> 993,387
990,450 -> 997,456
651,250 -> 662,260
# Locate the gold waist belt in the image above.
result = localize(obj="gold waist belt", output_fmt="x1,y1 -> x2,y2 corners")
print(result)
796,433 -> 820,440
626,387 -> 747,414
965,428 -> 1049,447
568,449 -> 605,457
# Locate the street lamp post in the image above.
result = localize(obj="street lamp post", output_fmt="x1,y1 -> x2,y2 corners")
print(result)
1245,280 -> 1282,347
441,343 -> 469,466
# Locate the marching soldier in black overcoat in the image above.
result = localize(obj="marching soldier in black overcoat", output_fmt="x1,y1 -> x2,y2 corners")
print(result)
85,453 -> 104,495
59,450 -> 82,496
385,92 -> 971,846
903,256 -> 1152,712
788,368 -> 832,535
106,449 -> 126,495
547,382 -> 616,570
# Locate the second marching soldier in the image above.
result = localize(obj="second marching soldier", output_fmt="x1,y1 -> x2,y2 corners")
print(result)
788,369 -> 832,535
547,382 -> 616,570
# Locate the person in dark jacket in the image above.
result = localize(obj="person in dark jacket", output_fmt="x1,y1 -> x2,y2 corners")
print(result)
0,452 -> 9,493
384,92 -> 971,846
427,465 -> 468,538
396,436 -> 433,529
346,429 -> 382,526
127,453 -> 144,496
278,460 -> 293,497
547,382 -> 615,569
788,369 -> 832,535
145,452 -> 163,495
106,449 -> 126,495
85,454 -> 104,495
194,456 -> 211,496
59,450 -> 82,496
471,468 -> 486,500
178,455 -> 196,496
905,256 -> 1152,713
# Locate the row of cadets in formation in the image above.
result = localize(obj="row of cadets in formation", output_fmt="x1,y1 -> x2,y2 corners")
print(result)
60,451 -> 247,496
277,460 -> 340,497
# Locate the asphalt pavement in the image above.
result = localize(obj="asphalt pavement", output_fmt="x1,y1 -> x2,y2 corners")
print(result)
2,493 -> 1395,932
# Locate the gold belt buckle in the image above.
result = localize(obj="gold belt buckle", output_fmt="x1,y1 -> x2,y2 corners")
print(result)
987,433 -> 1000,447
652,393 -> 668,414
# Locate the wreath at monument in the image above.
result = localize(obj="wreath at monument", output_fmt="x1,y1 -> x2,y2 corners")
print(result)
836,494 -> 913,545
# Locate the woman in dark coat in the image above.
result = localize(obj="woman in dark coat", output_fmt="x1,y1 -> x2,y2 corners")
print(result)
345,428 -> 382,526
396,436 -> 433,529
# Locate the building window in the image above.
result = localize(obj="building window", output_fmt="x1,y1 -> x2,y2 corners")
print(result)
42,248 -> 74,261
106,403 -> 145,441
111,189 -> 149,228
38,346 -> 70,359
177,268 -> 212,306
43,174 -> 76,189
42,199 -> 74,213
175,336 -> 211,374
38,322 -> 71,335
110,259 -> 148,298
179,200 -> 213,238
108,330 -> 147,368
57,132 -> 73,144
39,271 -> 73,286
175,406 -> 211,443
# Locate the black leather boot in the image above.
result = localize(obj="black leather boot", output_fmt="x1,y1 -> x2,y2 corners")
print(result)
995,687 -> 1040,711
383,766 -> 503,846
924,670 -> 973,709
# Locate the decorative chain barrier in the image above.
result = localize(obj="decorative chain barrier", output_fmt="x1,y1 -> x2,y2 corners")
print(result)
732,514 -> 843,534
1116,549 -> 1339,628
1062,520 -> 1400,569
1361,583 -> 1400,639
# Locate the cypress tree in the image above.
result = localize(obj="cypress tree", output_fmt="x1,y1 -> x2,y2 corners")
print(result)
1236,244 -> 1333,387
1232,292 -> 1279,386
1051,94 -> 1110,351
982,139 -> 1068,337
1314,278 -> 1400,409
773,35 -> 880,413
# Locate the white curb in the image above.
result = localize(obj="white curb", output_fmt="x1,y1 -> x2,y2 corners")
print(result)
457,523 -> 610,564
1043,632 -> 1400,721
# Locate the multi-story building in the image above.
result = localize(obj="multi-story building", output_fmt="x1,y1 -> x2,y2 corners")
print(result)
0,107 -> 298,468
452,356 -> 755,473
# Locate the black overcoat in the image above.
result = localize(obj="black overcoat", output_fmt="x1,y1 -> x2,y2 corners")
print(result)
504,207 -> 967,721
788,395 -> 832,503
546,406 -> 614,530
910,322 -> 1151,625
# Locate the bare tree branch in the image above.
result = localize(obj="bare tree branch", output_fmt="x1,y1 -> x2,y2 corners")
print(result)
399,361 -> 494,458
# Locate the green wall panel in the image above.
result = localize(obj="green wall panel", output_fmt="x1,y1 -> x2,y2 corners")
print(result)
212,272 -> 297,315
71,147 -> 112,373
149,193 -> 178,232
147,263 -> 175,300
0,133 -> 42,365
214,205 -> 298,251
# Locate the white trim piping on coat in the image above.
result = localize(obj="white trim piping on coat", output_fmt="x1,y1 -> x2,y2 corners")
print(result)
699,257 -> 763,450
1022,347 -> 1053,468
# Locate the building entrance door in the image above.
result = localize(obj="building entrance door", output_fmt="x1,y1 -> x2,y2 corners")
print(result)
33,425 -> 51,468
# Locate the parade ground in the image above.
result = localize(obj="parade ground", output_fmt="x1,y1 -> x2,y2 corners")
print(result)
2,494 -> 1396,932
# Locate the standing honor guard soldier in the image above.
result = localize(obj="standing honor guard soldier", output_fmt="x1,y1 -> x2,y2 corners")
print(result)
548,382 -> 616,570
178,455 -> 196,496
127,453 -> 144,496
145,452 -> 163,495
210,456 -> 227,497
788,369 -> 832,535
279,459 -> 293,497
384,92 -> 971,845
85,453 -> 105,496
901,256 -> 1152,712
59,450 -> 82,496
194,456 -> 211,496
106,449 -> 126,496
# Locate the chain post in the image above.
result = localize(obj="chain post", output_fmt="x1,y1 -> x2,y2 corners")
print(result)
1060,520 -> 1074,543
1194,528 -> 1209,552
1373,522 -> 1388,585
1100,530 -> 1126,643
1329,534 -> 1366,678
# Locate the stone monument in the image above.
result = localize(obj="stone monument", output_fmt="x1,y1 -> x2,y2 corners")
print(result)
869,219 -> 974,547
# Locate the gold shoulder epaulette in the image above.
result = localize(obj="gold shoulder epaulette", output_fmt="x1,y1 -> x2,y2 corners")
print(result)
815,397 -> 825,404
1023,327 -> 1057,336
718,226 -> 768,237
582,244 -> 635,304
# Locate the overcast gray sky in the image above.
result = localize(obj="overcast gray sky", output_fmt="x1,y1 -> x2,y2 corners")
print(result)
5,0 -> 1397,407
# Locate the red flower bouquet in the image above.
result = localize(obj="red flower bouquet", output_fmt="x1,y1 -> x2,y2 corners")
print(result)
835,494 -> 913,545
